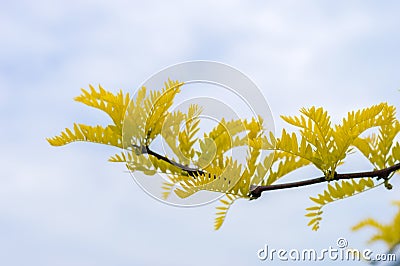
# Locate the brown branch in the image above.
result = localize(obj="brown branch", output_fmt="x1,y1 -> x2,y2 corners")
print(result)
132,144 -> 204,177
249,162 -> 400,199
132,144 -> 399,199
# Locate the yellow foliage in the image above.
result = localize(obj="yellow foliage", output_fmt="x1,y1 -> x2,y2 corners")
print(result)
144,79 -> 183,142
178,104 -> 202,165
352,201 -> 400,250
353,104 -> 400,169
214,194 -> 240,230
47,80 -> 400,233
279,103 -> 390,179
47,84 -> 130,148
74,85 -> 130,131
306,178 -> 376,231
47,123 -> 123,148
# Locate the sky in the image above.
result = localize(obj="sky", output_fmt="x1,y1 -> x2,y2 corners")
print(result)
1,1 -> 400,265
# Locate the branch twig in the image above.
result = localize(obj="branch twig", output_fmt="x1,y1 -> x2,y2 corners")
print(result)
132,144 -> 204,177
132,144 -> 399,199
249,162 -> 400,199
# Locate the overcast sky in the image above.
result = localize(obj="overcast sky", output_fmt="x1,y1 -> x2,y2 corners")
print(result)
1,1 -> 400,265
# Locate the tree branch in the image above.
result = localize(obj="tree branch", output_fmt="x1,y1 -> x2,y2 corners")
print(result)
132,144 -> 399,199
132,144 -> 204,177
249,162 -> 400,199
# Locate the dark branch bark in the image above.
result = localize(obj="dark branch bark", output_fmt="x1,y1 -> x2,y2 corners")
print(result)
249,162 -> 400,199
132,144 -> 399,199
132,144 -> 204,177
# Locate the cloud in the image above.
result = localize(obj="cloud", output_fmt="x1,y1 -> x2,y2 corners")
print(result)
1,1 -> 400,265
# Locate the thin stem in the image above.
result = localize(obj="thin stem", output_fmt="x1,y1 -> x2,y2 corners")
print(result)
249,162 -> 400,199
132,144 -> 399,199
132,144 -> 204,177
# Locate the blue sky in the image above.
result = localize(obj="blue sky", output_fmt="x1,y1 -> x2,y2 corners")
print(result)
1,1 -> 400,265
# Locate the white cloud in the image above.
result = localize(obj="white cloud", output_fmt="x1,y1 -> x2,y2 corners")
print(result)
1,1 -> 400,265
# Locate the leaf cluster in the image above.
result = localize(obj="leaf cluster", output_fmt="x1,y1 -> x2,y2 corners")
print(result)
47,80 -> 400,233
352,201 -> 400,252
302,104 -> 400,230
